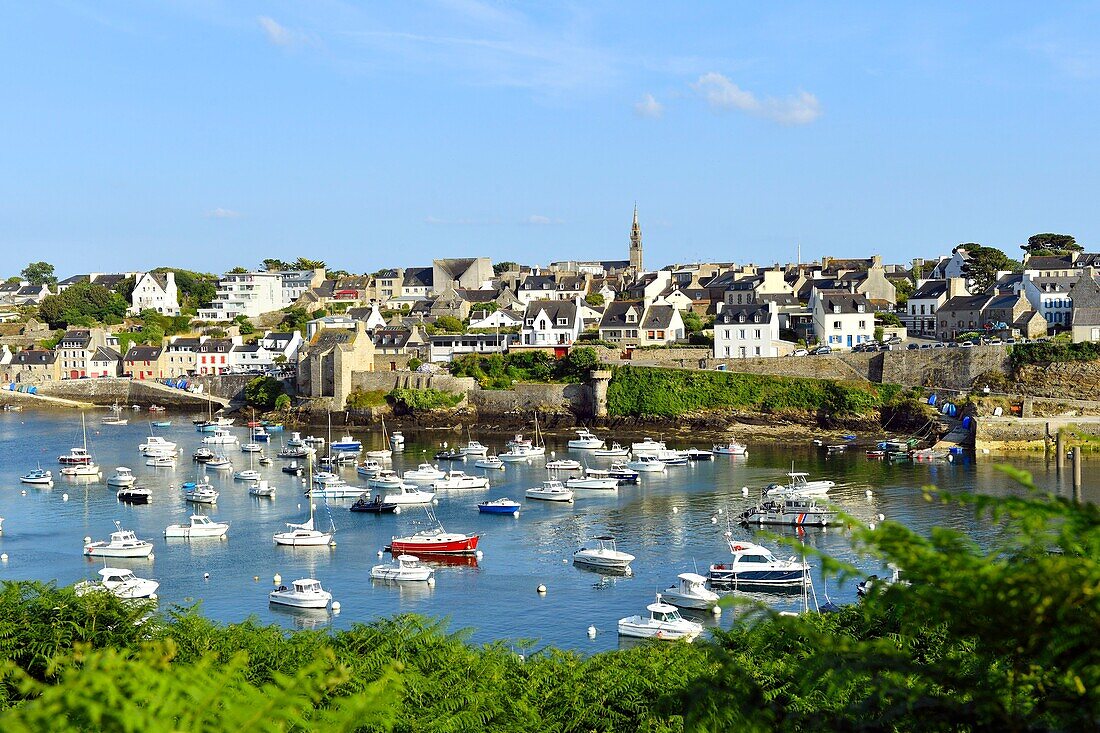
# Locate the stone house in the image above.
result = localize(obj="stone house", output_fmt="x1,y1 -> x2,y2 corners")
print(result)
297,321 -> 377,407
123,345 -> 166,380
1068,270 -> 1100,343
5,348 -> 60,382
982,291 -> 1047,340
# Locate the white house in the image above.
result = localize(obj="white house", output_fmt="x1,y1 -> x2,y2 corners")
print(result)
306,315 -> 358,340
469,308 -> 522,330
905,279 -> 950,338
714,303 -> 781,358
129,271 -> 180,316
520,298 -> 581,347
257,331 -> 304,365
1023,275 -> 1076,330
428,333 -> 517,363
0,281 -> 51,306
197,272 -> 285,321
930,248 -> 970,280
516,274 -> 588,305
279,269 -> 326,304
812,291 -> 875,350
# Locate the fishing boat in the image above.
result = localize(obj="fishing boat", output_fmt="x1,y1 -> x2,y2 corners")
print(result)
355,459 -> 385,478
269,578 -> 332,608
370,554 -> 434,582
631,437 -> 666,456
764,471 -> 835,498
251,426 -> 270,442
273,465 -> 335,547
164,515 -> 229,539
506,434 -> 532,450
617,594 -> 703,641
712,440 -> 748,456
387,509 -> 479,556
308,475 -> 363,500
84,522 -> 154,558
684,448 -> 715,461
201,427 -> 238,445
139,435 -> 177,454
525,480 -> 574,503
192,447 -> 215,463
567,427 -> 605,450
331,435 -> 362,453
436,448 -> 466,460
146,455 -> 176,467
350,494 -> 399,514
389,427 -> 405,451
278,445 -> 311,459
381,483 -> 435,506
473,455 -> 505,471
565,475 -> 619,490
573,536 -> 635,571
20,468 -> 53,485
368,469 -> 404,489
460,434 -> 489,457
75,568 -> 159,599
498,446 -> 535,462
286,432 -> 307,449
593,442 -> 630,458
625,455 -> 666,473
116,487 -> 151,504
403,463 -> 446,484
303,435 -> 325,448
662,573 -> 720,610
738,496 -> 835,527
241,442 -> 263,453
477,498 -> 521,516
585,464 -> 640,484
180,475 -> 218,504
248,479 -> 276,497
206,455 -> 232,470
282,461 -> 304,476
545,458 -> 582,471
258,454 -> 273,466
656,449 -> 689,466
431,470 -> 490,491
708,536 -> 809,588
106,467 -> 136,487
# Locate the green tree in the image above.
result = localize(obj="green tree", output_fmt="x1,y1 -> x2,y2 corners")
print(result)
21,261 -> 56,286
37,282 -> 127,328
116,276 -> 137,305
273,393 -> 291,410
1022,232 -> 1081,257
877,312 -> 902,327
244,376 -> 285,410
682,310 -> 704,333
229,266 -> 249,274
433,315 -> 464,333
492,261 -> 518,275
261,258 -> 291,271
891,277 -> 914,306
293,258 -> 325,270
959,244 -> 1021,293
585,292 -> 605,307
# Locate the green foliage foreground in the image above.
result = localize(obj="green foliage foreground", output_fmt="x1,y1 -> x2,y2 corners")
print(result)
0,472 -> 1097,731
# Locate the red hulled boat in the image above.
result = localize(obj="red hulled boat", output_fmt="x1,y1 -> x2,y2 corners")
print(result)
388,512 -> 480,556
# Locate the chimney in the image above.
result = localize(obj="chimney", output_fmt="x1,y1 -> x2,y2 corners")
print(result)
871,254 -> 882,267
947,277 -> 968,299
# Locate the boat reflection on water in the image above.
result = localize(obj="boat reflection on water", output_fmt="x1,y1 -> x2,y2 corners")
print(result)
268,601 -> 335,630
412,553 -> 480,569
573,562 -> 633,579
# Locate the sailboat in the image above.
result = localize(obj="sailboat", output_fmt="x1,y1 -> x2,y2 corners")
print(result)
273,456 -> 335,547
101,401 -> 128,425
233,443 -> 260,481
60,414 -> 102,477
365,415 -> 393,460
527,413 -> 546,457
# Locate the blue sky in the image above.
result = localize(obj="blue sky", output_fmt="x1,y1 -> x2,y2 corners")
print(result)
3,1 -> 1099,276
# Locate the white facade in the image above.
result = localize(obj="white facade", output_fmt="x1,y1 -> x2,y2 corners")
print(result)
1023,277 -> 1074,329
713,305 -> 780,359
129,272 -> 180,316
428,334 -> 516,363
257,331 -> 304,364
520,299 -> 581,347
812,292 -> 875,350
198,272 -> 286,321
469,309 -> 522,330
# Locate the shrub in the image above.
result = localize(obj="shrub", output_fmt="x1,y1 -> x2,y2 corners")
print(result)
273,394 -> 291,410
387,388 -> 463,410
345,389 -> 388,409
1011,340 -> 1100,366
244,376 -> 285,410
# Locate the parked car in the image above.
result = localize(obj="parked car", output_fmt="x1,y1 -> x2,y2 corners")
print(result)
907,343 -> 920,350
1005,338 -> 1017,345
791,348 -> 809,357
811,345 -> 832,355
960,341 -> 974,348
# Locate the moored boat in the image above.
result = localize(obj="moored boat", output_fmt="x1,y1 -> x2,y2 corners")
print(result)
164,514 -> 229,539
387,511 -> 479,556
431,470 -> 490,490
738,496 -> 834,526
617,594 -> 702,641
713,441 -> 748,456
625,455 -> 666,473
269,578 -> 332,608
525,480 -> 574,503
567,428 -> 605,450
662,572 -> 720,610
84,522 -> 154,558
75,568 -> 159,599
370,554 -> 434,582
19,468 -> 53,485
116,487 -> 151,504
573,536 -> 634,571
350,494 -> 399,514
708,537 -> 809,588
477,497 -> 521,516
106,467 -> 136,487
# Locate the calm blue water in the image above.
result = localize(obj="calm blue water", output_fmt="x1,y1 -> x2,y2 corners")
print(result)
0,410 -> 1093,651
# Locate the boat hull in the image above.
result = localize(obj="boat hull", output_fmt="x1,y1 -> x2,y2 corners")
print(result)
389,535 -> 479,556
83,544 -> 153,558
478,503 -> 520,515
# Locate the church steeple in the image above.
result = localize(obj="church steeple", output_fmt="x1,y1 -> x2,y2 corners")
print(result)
629,203 -> 643,276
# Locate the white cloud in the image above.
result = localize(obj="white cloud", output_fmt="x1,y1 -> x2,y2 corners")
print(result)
692,72 -> 821,125
633,93 -> 664,118
206,208 -> 241,219
258,16 -> 293,46
525,214 -> 562,225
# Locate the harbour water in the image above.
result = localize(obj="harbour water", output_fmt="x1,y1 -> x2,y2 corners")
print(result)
0,410 -> 1094,652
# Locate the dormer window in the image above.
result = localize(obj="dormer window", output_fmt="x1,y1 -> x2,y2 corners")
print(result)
557,318 -> 568,326
832,305 -> 841,314
857,305 -> 865,313
738,314 -> 746,323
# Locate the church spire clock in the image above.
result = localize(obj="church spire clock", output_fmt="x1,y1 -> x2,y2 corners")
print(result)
629,203 -> 643,276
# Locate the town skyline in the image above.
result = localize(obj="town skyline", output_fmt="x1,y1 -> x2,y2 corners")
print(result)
3,2 -> 1099,272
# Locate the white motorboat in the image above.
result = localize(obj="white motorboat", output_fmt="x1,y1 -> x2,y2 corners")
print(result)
626,455 -> 666,472
662,572 -> 720,610
567,428 -> 605,450
368,469 -> 404,489
857,565 -> 908,596
116,487 -> 151,504
202,428 -> 238,445
708,537 -> 809,587
498,446 -> 537,462
84,522 -> 154,558
286,431 -> 307,449
656,449 -> 689,465
61,462 -> 102,477
431,470 -> 490,490
403,463 -> 446,483
139,436 -> 177,454
164,514 -> 229,539
241,442 -> 263,453
106,467 -> 136,487
388,424 -> 404,451
460,440 -> 489,457
683,448 -> 715,461
617,594 -> 703,641
20,468 -> 53,485
312,470 -> 346,487
381,483 -> 435,506
506,433 -> 532,450
269,578 -> 332,608
369,554 -> 435,582
75,568 -> 159,599
303,435 -> 325,447
308,479 -> 364,500
248,479 -> 277,497
765,472 -> 836,498
233,469 -> 261,481
525,480 -> 575,503
593,442 -> 630,458
573,536 -> 635,571
631,437 -> 667,456
206,455 -> 232,470
565,475 -> 619,490
738,496 -> 835,527
545,459 -> 582,471
356,459 -> 385,478
182,479 -> 219,504
474,455 -> 505,470
146,455 -> 176,467
713,441 -> 748,456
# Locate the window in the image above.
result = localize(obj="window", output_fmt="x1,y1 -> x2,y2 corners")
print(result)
754,346 -> 761,356
858,320 -> 866,329
754,329 -> 761,338
833,321 -> 841,329
647,330 -> 655,339
739,329 -> 745,339
557,318 -> 568,326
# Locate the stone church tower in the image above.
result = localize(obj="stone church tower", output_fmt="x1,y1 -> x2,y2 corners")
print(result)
629,204 -> 643,277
